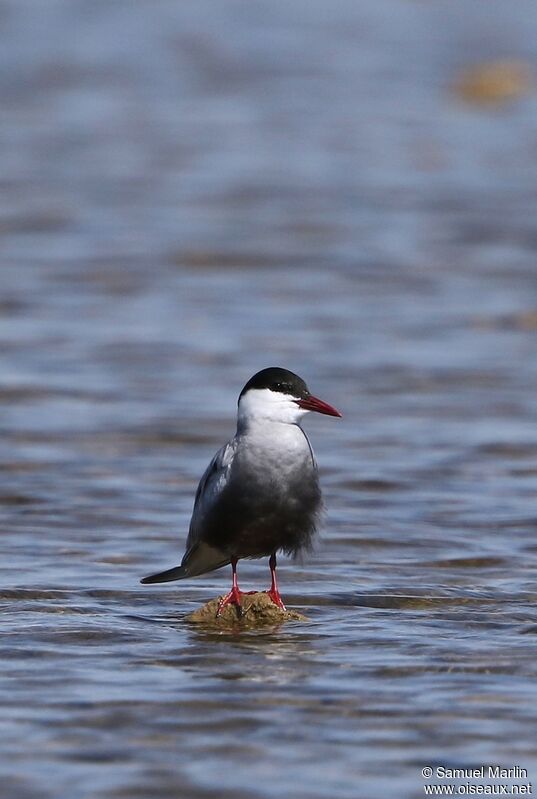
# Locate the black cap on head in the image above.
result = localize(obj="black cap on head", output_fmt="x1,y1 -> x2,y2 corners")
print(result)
239,367 -> 310,402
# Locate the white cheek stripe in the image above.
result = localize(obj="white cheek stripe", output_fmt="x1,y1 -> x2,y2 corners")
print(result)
238,388 -> 308,426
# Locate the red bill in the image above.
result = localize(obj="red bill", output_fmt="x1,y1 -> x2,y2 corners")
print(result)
295,395 -> 342,417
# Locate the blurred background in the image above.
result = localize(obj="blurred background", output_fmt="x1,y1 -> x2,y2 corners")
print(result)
2,2 -> 537,798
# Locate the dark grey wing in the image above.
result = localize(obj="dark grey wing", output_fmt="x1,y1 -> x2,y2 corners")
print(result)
179,439 -> 237,577
187,439 -> 236,546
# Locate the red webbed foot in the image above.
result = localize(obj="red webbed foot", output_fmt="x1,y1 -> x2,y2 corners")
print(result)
216,559 -> 251,618
266,553 -> 286,610
216,590 -> 240,617
266,587 -> 286,611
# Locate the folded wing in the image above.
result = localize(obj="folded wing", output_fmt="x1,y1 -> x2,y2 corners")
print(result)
140,439 -> 236,584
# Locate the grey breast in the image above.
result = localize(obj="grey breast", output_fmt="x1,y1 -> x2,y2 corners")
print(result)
200,425 -> 322,558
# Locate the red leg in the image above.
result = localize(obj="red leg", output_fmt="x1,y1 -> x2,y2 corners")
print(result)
266,553 -> 286,610
216,558 -> 246,617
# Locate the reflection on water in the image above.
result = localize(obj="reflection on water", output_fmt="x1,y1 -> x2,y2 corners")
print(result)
2,0 -> 537,797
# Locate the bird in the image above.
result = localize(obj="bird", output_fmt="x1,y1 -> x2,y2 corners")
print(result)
141,367 -> 341,616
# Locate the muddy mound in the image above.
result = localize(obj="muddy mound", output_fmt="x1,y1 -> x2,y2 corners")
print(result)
186,592 -> 307,628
